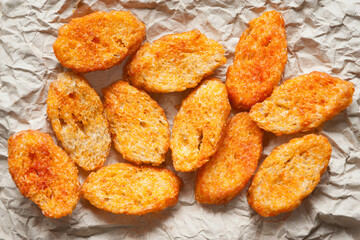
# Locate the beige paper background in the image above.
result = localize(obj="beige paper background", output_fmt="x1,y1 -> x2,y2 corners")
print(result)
1,0 -> 360,239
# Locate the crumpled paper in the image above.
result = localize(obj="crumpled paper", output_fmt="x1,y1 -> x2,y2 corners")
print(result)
1,0 -> 360,239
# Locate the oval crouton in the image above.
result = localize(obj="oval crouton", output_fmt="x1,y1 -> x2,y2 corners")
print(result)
170,78 -> 231,172
103,81 -> 170,166
249,71 -> 355,135
8,130 -> 80,218
81,163 -> 181,215
47,72 -> 111,171
247,134 -> 332,217
226,11 -> 287,110
123,30 -> 227,93
195,113 -> 263,204
53,11 -> 146,73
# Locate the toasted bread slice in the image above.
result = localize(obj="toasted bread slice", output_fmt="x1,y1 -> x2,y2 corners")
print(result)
81,163 -> 181,215
226,11 -> 287,110
47,72 -> 111,171
123,30 -> 227,93
103,81 -> 170,166
53,11 -> 146,73
8,130 -> 80,218
195,113 -> 263,204
250,71 -> 354,136
247,134 -> 331,217
170,78 -> 231,172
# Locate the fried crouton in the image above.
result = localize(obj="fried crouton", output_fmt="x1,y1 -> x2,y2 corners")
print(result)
103,81 -> 170,166
81,163 -> 181,215
195,113 -> 263,204
226,11 -> 287,110
247,134 -> 331,217
47,72 -> 111,171
8,130 -> 80,218
170,78 -> 231,172
123,30 -> 227,93
53,11 -> 146,73
249,71 -> 354,136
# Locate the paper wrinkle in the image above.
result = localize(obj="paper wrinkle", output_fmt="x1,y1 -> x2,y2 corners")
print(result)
1,0 -> 360,239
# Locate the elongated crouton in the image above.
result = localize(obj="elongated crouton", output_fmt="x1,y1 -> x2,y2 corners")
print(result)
124,30 -> 226,93
103,81 -> 170,166
47,72 -> 111,171
81,163 -> 181,215
196,113 -> 263,204
8,130 -> 80,218
247,134 -> 332,217
170,78 -> 231,172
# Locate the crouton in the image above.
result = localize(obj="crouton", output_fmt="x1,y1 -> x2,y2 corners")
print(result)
170,78 -> 231,172
226,11 -> 287,110
47,72 -> 111,171
103,81 -> 170,166
196,112 -> 263,204
123,30 -> 226,93
250,71 -> 354,135
8,130 -> 80,218
53,11 -> 146,73
247,134 -> 331,217
81,163 -> 181,215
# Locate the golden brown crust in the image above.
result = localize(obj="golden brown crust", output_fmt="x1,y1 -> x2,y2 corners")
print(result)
103,81 -> 170,166
247,134 -> 332,217
123,30 -> 227,93
53,11 -> 146,73
170,78 -> 231,172
81,163 -> 181,215
7,130 -> 80,218
47,72 -> 111,171
249,71 -> 355,136
195,113 -> 263,204
226,11 -> 287,110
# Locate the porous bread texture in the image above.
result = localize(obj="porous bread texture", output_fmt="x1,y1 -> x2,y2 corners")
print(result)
124,30 -> 227,93
103,80 -> 170,166
8,130 -> 80,218
249,71 -> 355,136
247,134 -> 332,217
170,78 -> 231,172
226,10 -> 287,110
47,72 -> 111,171
196,112 -> 263,204
53,11 -> 146,73
81,163 -> 181,215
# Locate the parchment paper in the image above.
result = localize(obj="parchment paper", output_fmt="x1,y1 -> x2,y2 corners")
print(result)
1,0 -> 360,239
